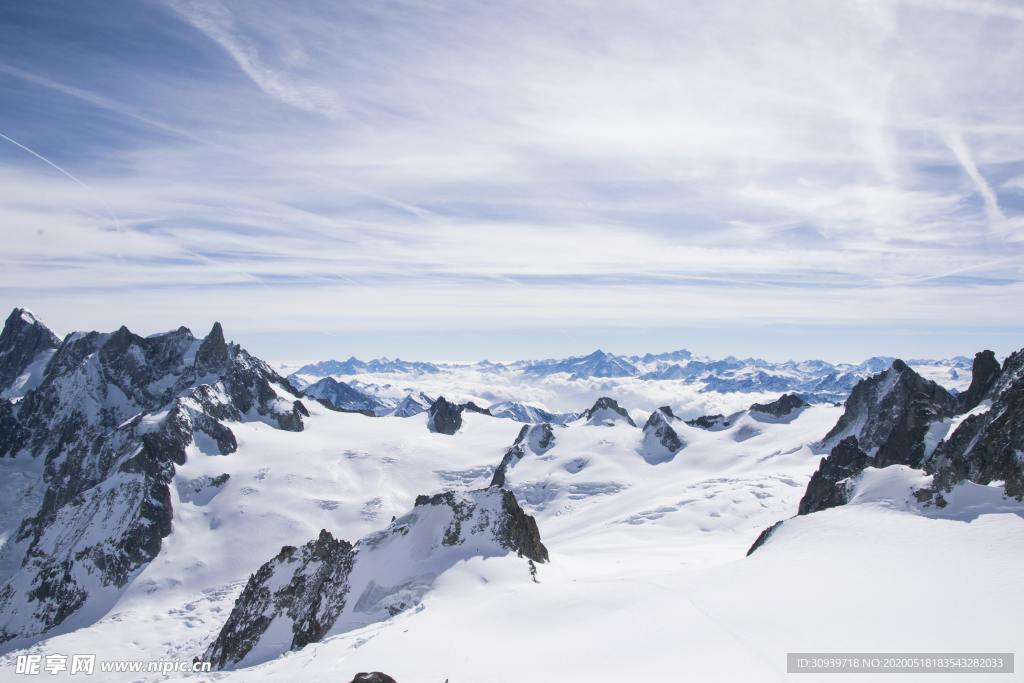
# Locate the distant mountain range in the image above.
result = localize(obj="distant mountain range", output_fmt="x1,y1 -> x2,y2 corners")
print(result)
287,348 -> 973,404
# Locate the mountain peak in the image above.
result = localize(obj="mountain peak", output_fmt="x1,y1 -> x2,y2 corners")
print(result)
959,349 -> 1001,411
582,396 -> 637,427
0,307 -> 61,397
195,322 -> 230,374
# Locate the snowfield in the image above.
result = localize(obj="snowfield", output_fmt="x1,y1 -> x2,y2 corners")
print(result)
3,396 -> 1020,682
0,312 -> 1019,683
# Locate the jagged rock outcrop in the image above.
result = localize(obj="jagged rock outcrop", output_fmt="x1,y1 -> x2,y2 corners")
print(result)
205,488 -> 547,669
427,396 -> 463,435
745,520 -> 783,556
749,350 -> 1024,556
490,423 -> 556,487
461,401 -> 491,415
820,359 -> 959,468
958,350 -> 1000,412
350,674 -> 397,683
926,349 -> 1024,499
797,437 -> 870,515
581,397 -> 636,427
0,308 -> 60,399
685,413 -> 729,430
0,315 -> 307,647
746,437 -> 870,555
639,407 -> 685,464
205,530 -> 356,670
749,393 -> 808,419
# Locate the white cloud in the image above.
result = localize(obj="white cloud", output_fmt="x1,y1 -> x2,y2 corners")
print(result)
164,0 -> 344,117
1,0 -> 1022,349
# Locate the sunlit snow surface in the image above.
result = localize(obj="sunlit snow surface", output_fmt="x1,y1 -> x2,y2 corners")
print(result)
1,398 -> 1021,682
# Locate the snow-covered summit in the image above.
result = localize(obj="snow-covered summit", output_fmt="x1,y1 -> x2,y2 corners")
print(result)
0,314 -> 308,649
0,308 -> 61,400
204,487 -> 546,669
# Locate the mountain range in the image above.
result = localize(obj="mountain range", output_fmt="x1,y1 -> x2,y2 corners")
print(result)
0,307 -> 1021,682
286,348 -> 973,409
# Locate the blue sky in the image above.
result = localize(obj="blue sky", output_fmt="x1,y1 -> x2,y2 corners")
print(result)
1,0 -> 1023,362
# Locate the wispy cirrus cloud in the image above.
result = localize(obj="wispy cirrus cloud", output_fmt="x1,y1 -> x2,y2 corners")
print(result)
163,0 -> 345,117
0,0 -> 1022,360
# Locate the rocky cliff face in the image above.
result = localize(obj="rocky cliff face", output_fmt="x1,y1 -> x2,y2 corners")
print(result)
205,530 -> 356,670
205,488 -> 547,669
750,348 -> 1024,555
958,350 -> 1001,412
925,349 -> 1024,500
639,407 -> 685,464
0,313 -> 307,648
426,396 -> 463,434
0,309 -> 60,400
820,359 -> 959,468
797,437 -> 871,515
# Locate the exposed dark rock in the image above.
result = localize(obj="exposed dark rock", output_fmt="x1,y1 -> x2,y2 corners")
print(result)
958,350 -> 1001,411
461,401 -> 491,415
821,359 -> 959,468
685,413 -> 729,429
927,348 -> 1024,499
350,674 -> 397,683
748,437 -> 870,556
798,437 -> 870,515
413,489 -> 548,563
582,397 -> 636,427
639,407 -> 685,463
0,308 -> 60,396
194,322 -> 229,376
427,396 -> 463,435
207,488 -> 546,669
745,520 -> 784,556
749,393 -> 808,418
205,530 -> 356,670
0,313 -> 309,646
490,424 -> 556,487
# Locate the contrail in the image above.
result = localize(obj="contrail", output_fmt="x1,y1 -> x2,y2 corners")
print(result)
0,129 -> 122,235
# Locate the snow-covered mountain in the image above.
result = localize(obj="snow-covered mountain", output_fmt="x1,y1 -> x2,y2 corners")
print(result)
0,309 -> 59,400
0,314 -> 307,651
0,307 -> 1021,682
204,488 -> 546,669
302,377 -> 393,416
749,348 -> 1024,555
280,347 -> 974,424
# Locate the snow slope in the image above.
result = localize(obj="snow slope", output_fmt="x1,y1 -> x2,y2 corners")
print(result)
3,391 -> 1021,682
0,313 -> 1017,683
